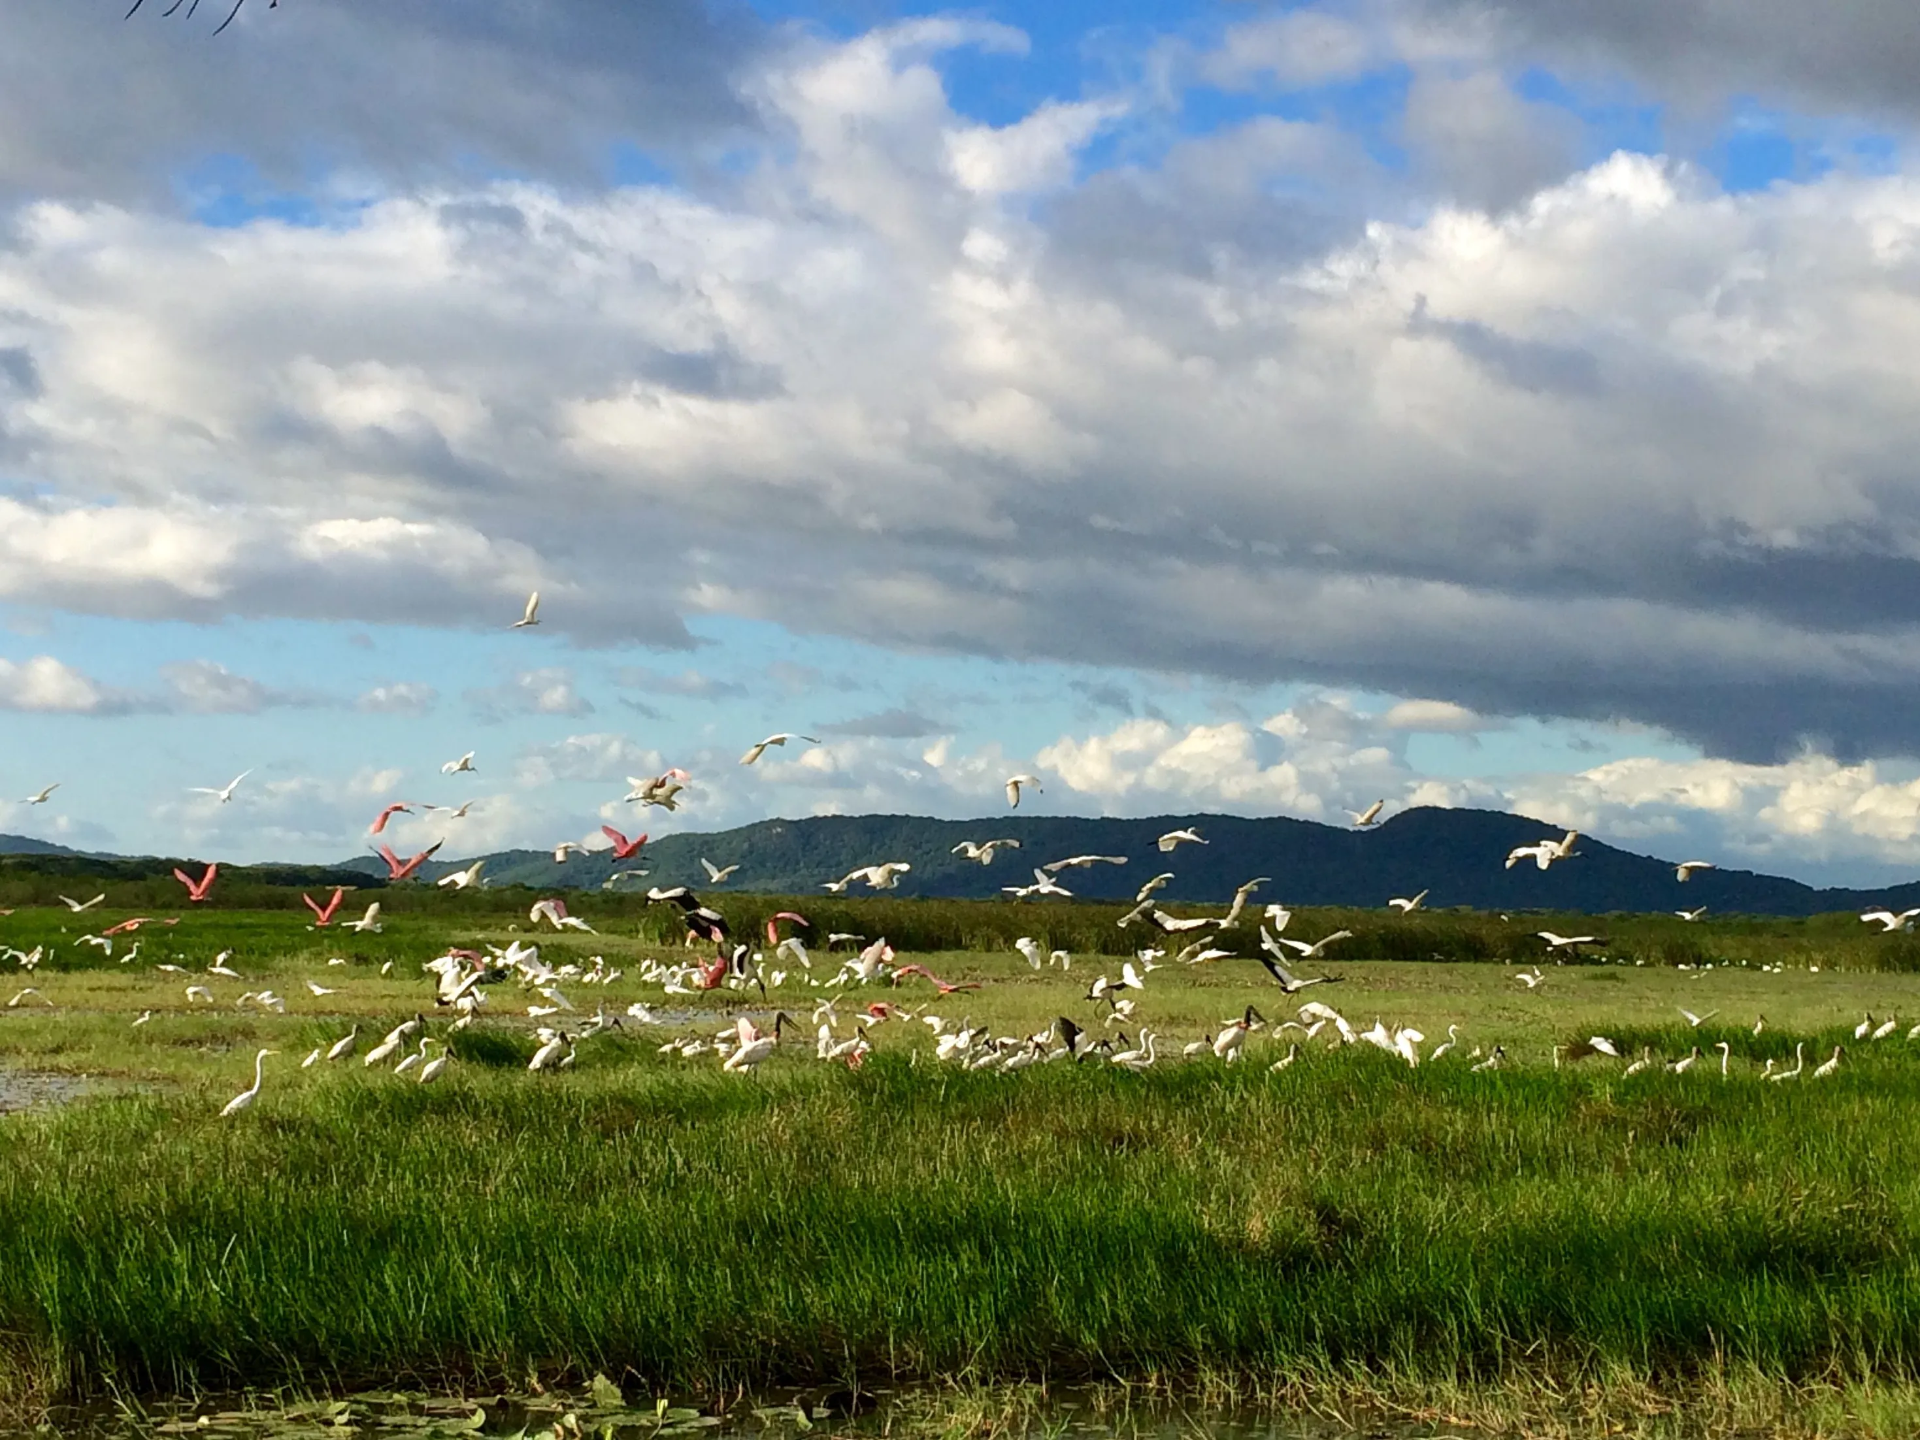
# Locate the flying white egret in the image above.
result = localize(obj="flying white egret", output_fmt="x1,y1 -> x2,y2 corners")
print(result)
441,751 -> 477,775
1680,1008 -> 1719,1028
1270,929 -> 1353,962
1387,890 -> 1429,913
1156,828 -> 1206,852
437,861 -> 486,891
1537,931 -> 1601,952
23,783 -> 58,805
58,894 -> 105,912
219,1050 -> 278,1118
1675,906 -> 1708,921
739,734 -> 820,765
701,858 -> 741,884
190,770 -> 252,804
953,838 -> 1021,864
1042,855 -> 1127,872
1674,860 -> 1715,882
343,902 -> 383,933
1348,800 -> 1385,827
1005,774 -> 1042,808
512,591 -> 541,628
1135,872 -> 1175,902
1860,908 -> 1920,932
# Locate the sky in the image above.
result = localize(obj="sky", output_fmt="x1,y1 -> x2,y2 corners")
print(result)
4,0 -> 1920,886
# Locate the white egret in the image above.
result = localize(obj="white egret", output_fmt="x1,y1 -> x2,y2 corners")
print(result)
739,734 -> 820,765
219,1049 -> 278,1117
512,591 -> 541,628
1004,774 -> 1042,808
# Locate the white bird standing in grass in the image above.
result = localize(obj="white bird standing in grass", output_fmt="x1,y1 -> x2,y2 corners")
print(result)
220,1050 -> 277,1117
1814,1045 -> 1844,1078
740,734 -> 820,765
1768,1043 -> 1806,1082
418,1042 -> 450,1083
325,1027 -> 359,1062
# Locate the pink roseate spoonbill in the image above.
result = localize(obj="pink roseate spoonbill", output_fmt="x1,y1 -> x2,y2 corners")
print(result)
101,916 -> 172,936
739,733 -> 820,766
189,770 -> 251,804
368,803 -> 412,835
702,858 -> 740,883
512,591 -> 541,628
765,911 -> 810,946
173,864 -> 218,903
303,888 -> 345,926
600,826 -> 648,861
892,963 -> 980,995
378,841 -> 443,881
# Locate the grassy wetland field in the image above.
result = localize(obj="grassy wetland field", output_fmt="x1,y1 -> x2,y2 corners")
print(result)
12,892 -> 1920,1436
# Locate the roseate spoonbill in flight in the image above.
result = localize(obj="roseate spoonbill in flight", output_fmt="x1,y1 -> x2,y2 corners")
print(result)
377,841 -> 442,880
600,826 -> 648,860
303,888 -> 345,926
368,804 -> 412,835
173,864 -> 218,903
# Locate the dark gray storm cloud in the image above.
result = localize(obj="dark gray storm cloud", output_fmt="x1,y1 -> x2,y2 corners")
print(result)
1410,0 -> 1920,123
0,0 -> 764,201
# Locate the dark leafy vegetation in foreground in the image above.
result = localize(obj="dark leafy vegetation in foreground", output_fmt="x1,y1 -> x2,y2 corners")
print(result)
6,1042 -> 1920,1409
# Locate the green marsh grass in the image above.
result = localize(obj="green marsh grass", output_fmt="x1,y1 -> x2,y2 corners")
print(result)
13,901 -> 1920,1427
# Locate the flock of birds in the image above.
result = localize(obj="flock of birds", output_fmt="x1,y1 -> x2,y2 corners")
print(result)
7,591 -> 1917,1116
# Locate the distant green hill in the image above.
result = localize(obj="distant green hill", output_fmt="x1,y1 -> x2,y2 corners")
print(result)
323,807 -> 1920,918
